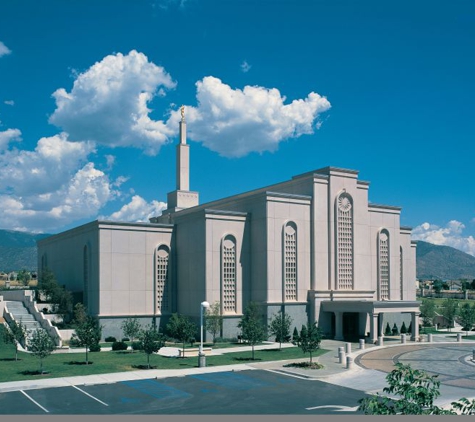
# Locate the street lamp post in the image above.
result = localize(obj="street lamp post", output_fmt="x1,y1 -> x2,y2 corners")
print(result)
199,301 -> 210,367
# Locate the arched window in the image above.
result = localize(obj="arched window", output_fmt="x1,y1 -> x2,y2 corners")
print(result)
156,245 -> 170,313
400,246 -> 403,300
336,191 -> 354,289
221,235 -> 237,313
283,222 -> 297,301
378,230 -> 390,300
83,245 -> 89,307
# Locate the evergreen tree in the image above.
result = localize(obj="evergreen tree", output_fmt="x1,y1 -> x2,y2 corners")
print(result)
385,322 -> 392,336
392,323 -> 399,336
28,328 -> 56,374
268,310 -> 293,350
238,302 -> 266,360
400,321 -> 407,334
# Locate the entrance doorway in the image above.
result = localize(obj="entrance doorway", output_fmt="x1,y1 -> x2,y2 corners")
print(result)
343,312 -> 360,341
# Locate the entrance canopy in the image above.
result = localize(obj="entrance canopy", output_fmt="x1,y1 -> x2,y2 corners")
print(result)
321,300 -> 421,342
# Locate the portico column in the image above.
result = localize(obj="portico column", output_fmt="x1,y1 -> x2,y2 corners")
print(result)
411,312 -> 420,341
369,313 -> 379,343
334,311 -> 343,340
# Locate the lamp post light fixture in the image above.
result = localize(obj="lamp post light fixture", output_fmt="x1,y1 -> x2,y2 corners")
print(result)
199,301 -> 210,367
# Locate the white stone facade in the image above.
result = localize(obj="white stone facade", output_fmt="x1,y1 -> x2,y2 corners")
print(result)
37,117 -> 419,341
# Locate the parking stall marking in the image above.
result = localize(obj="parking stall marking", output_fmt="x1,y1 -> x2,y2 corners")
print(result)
71,385 -> 109,406
20,390 -> 49,413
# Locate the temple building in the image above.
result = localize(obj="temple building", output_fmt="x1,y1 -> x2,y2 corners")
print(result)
37,109 -> 420,342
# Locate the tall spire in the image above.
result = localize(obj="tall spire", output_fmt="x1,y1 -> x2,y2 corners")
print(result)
151,105 -> 199,221
177,105 -> 189,190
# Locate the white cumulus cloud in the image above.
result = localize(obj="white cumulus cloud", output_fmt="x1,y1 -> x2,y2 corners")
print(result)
171,76 -> 331,158
0,41 -> 11,57
412,220 -> 475,257
0,133 -> 126,232
49,50 -> 177,155
0,128 -> 22,150
101,195 -> 167,222
4,100 -> 15,106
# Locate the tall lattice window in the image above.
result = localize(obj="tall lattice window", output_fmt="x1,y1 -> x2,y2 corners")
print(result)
83,246 -> 89,307
284,222 -> 297,301
400,246 -> 403,300
378,230 -> 390,300
336,192 -> 354,289
156,245 -> 170,313
222,236 -> 236,313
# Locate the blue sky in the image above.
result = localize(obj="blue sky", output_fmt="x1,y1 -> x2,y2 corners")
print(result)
0,0 -> 474,256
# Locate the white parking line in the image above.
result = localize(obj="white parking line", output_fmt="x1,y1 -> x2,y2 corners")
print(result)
71,385 -> 109,406
20,390 -> 49,413
263,368 -> 314,380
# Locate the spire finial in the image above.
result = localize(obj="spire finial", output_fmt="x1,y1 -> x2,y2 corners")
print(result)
180,105 -> 185,122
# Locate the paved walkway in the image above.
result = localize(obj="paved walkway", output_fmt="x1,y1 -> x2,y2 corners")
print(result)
1,332 -> 475,411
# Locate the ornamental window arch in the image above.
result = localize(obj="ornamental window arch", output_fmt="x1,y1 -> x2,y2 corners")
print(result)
155,244 -> 171,313
335,190 -> 354,290
378,229 -> 390,300
283,221 -> 297,301
221,234 -> 237,314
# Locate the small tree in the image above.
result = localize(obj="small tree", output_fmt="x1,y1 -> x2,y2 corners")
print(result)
3,320 -> 27,360
17,269 -> 31,286
293,322 -> 322,364
138,324 -> 165,369
292,326 -> 300,343
420,299 -> 436,328
392,323 -> 399,336
400,321 -> 407,334
358,363 -> 475,415
268,310 -> 293,350
384,322 -> 392,336
456,303 -> 475,336
28,328 -> 56,374
166,313 -> 197,358
121,317 -> 141,342
238,301 -> 266,360
205,301 -> 223,344
71,307 -> 103,365
440,298 -> 458,332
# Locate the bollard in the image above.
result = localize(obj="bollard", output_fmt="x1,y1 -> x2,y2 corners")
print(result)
378,336 -> 384,346
400,334 -> 406,344
359,339 -> 365,350
346,356 -> 353,369
339,348 -> 346,364
428,333 -> 433,343
345,342 -> 351,354
457,333 -> 462,342
337,346 -> 344,361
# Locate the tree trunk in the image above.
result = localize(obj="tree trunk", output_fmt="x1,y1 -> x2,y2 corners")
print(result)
86,348 -> 89,365
252,345 -> 255,360
15,345 -> 18,361
147,353 -> 150,369
310,352 -> 313,364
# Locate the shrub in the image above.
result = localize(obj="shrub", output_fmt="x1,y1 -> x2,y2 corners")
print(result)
131,341 -> 143,351
385,322 -> 392,336
122,337 -> 130,342
400,322 -> 407,334
392,323 -> 400,336
112,341 -> 128,351
105,336 -> 117,343
69,337 -> 80,347
89,343 -> 101,352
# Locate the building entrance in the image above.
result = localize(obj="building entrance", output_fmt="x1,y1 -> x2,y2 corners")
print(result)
343,312 -> 360,341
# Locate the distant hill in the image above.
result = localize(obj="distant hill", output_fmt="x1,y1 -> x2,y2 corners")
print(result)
0,229 -> 51,272
416,240 -> 475,280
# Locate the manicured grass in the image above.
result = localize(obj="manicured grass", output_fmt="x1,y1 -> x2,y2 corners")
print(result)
0,326 -> 327,383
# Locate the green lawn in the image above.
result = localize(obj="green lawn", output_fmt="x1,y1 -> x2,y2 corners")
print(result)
0,326 -> 327,383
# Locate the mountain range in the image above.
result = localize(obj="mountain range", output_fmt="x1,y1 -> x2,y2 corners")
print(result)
0,229 -> 475,280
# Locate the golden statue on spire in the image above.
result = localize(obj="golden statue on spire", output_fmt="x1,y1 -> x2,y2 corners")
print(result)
180,105 -> 185,122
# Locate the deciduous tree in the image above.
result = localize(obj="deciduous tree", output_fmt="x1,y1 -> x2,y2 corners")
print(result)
121,317 -> 141,342
268,310 -> 293,350
138,324 -> 165,369
166,313 -> 197,358
205,301 -> 223,344
28,328 -> 56,374
238,301 -> 266,360
3,320 -> 27,361
292,322 -> 322,364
